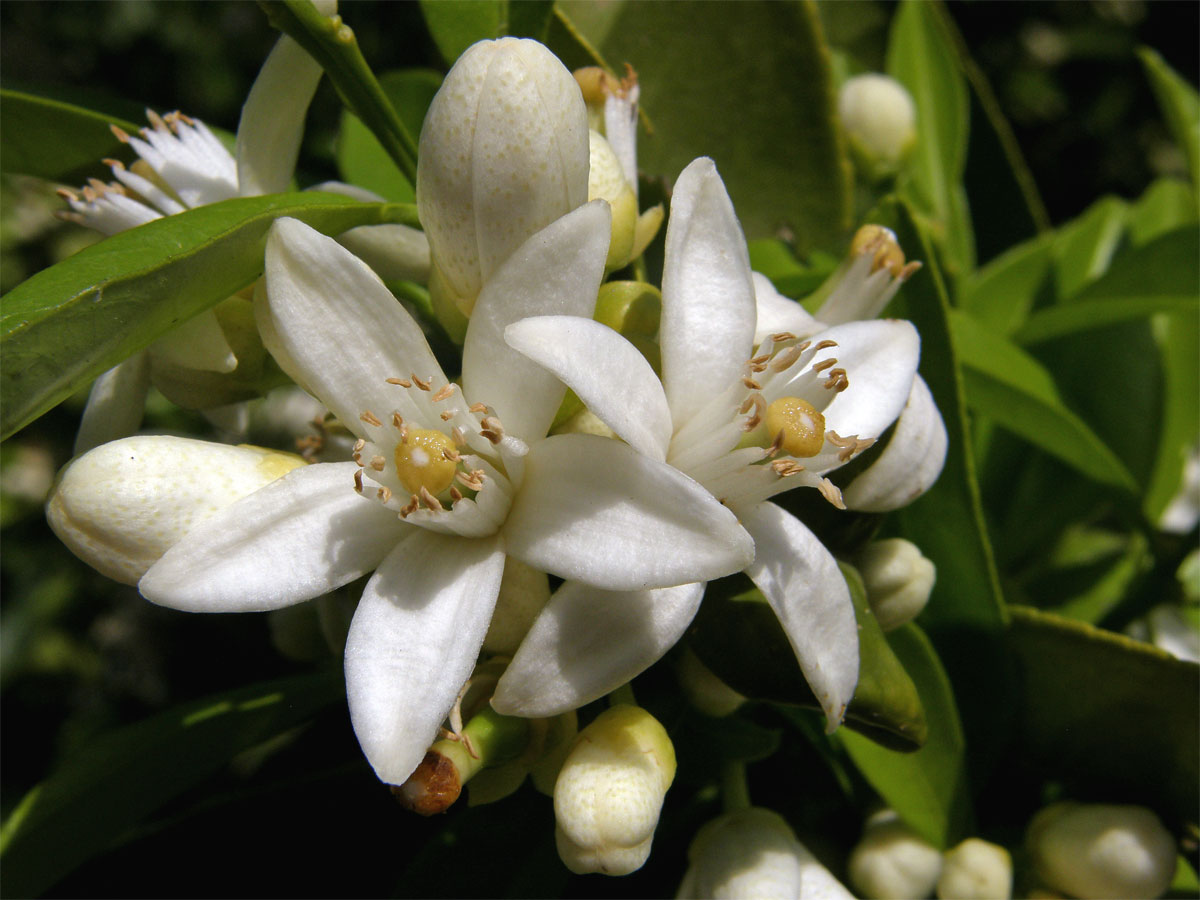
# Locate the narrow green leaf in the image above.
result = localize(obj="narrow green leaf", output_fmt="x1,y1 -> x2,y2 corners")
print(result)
506,0 -> 556,41
1145,308 -> 1200,524
838,624 -> 971,849
0,89 -> 140,184
1008,606 -> 1199,824
420,0 -> 505,65
951,309 -> 1139,493
1139,47 -> 1200,188
555,0 -> 853,253
958,231 -> 1055,334
0,670 -> 343,898
886,0 -> 974,278
1129,178 -> 1199,247
1,193 -> 419,440
1052,195 -> 1128,300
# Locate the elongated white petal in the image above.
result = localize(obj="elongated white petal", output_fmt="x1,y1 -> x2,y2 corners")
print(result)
461,201 -> 612,443
236,35 -> 322,196
660,158 -> 756,426
788,319 -> 919,440
752,272 -> 823,343
140,461 -> 407,611
505,433 -> 753,591
263,217 -> 445,436
74,353 -> 151,454
344,530 -> 505,784
742,502 -> 857,730
148,309 -> 237,373
504,316 -> 671,460
493,580 -> 704,717
843,375 -> 947,511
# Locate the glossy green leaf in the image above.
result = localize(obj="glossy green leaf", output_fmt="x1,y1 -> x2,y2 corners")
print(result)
1145,308 -> 1200,524
1128,178 -> 1199,247
0,670 -> 344,898
0,88 -> 140,184
1015,226 -> 1200,344
838,624 -> 971,849
689,569 -> 927,752
419,1 -> 556,66
1008,606 -> 1199,823
1052,195 -> 1128,300
951,309 -> 1138,493
1139,47 -> 1200,188
554,0 -> 853,252
1,193 -> 419,440
886,0 -> 974,278
959,231 -> 1055,334
337,69 -> 442,202
747,239 -> 839,302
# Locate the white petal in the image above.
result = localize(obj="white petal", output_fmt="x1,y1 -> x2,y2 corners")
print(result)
344,531 -> 505,784
147,309 -> 237,373
791,319 -> 919,441
236,35 -> 322,196
504,433 -> 753,591
492,580 -> 704,717
752,271 -> 823,343
660,158 -> 756,426
742,502 -> 858,730
74,353 -> 151,454
263,217 -> 446,435
461,201 -> 612,443
504,315 -> 671,461
336,223 -> 432,283
843,375 -> 948,512
140,461 -> 407,611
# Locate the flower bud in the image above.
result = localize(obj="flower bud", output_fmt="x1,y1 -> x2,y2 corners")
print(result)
848,809 -> 942,900
838,74 -> 917,177
417,38 -> 589,316
853,538 -> 936,631
553,704 -> 676,875
588,130 -> 639,270
678,807 -> 854,899
1026,802 -> 1176,899
675,646 -> 746,718
482,557 -> 550,656
936,838 -> 1012,900
46,436 -> 306,585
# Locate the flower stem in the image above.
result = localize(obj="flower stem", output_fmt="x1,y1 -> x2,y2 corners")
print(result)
722,761 -> 751,813
608,682 -> 637,708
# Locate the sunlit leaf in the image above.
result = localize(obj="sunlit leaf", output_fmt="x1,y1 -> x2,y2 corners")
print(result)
838,624 -> 971,849
1145,308 -> 1200,525
1052,195 -> 1128,300
959,231 -> 1055,334
1138,47 -> 1200,189
0,670 -> 344,898
1,193 -> 419,440
1128,178 -> 1199,247
419,0 -> 557,66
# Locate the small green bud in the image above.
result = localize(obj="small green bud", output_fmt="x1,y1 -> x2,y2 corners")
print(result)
839,74 -> 917,179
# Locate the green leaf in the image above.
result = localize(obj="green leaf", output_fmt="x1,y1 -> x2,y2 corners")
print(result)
1145,308 -> 1200,524
1008,606 -> 1199,824
689,570 -> 927,752
1,193 -> 419,440
1138,47 -> 1200,189
886,0 -> 974,278
1052,195 -> 1128,300
1129,178 -> 1199,247
420,0 -> 505,65
950,309 -> 1139,493
959,231 -> 1055,334
838,624 -> 971,849
746,239 -> 839,302
554,0 -> 853,253
0,88 -> 140,184
1016,226 -> 1200,345
0,670 -> 344,898
337,69 -> 443,202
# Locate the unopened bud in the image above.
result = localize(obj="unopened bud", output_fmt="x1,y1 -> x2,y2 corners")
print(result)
675,646 -> 746,717
46,436 -> 305,585
1026,802 -> 1176,900
553,705 -> 676,875
848,809 -> 942,900
588,130 -> 639,270
853,538 -> 936,631
936,838 -> 1012,900
839,74 -> 917,177
483,557 -> 550,656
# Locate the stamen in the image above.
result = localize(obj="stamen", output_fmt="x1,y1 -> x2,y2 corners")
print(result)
400,495 -> 420,518
442,448 -> 461,462
101,158 -> 124,169
749,354 -> 771,366
827,431 -> 876,462
352,438 -> 366,454
817,478 -> 846,509
770,332 -> 797,343
770,345 -> 804,372
451,427 -> 467,447
449,487 -> 464,503
813,357 -> 837,373
420,486 -> 444,511
823,369 -> 849,392
370,455 -> 386,471
468,403 -> 489,414
353,470 -> 364,493
456,470 -> 485,492
440,409 -> 457,421
110,124 -> 131,143
814,339 -> 838,351
386,376 -> 412,388
377,486 -> 393,503
480,416 -> 505,443
360,410 -> 382,427
412,374 -> 432,391
392,412 -> 404,429
146,109 -> 167,131
432,384 -> 456,402
771,459 -> 806,477
741,376 -> 762,390
741,393 -> 767,432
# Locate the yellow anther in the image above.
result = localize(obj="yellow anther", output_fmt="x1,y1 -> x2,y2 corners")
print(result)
393,429 -> 458,496
850,224 -> 906,278
765,397 -> 826,458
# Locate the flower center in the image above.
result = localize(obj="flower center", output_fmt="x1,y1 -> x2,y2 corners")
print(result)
393,429 -> 459,496
765,397 -> 825,458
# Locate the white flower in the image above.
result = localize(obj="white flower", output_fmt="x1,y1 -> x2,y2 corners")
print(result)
492,158 -> 921,728
936,838 -> 1013,900
132,205 -> 752,785
417,37 -> 590,318
677,807 -> 855,900
838,74 -> 917,176
847,809 -> 943,900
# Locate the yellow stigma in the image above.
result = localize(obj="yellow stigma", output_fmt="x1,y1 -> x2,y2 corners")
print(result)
393,429 -> 458,496
765,397 -> 826,458
851,224 -> 906,278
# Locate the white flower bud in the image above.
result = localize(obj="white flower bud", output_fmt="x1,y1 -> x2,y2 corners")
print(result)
417,37 -> 589,315
853,538 -> 936,631
482,557 -> 550,655
936,838 -> 1012,900
848,809 -> 943,900
838,74 -> 917,176
46,436 -> 306,585
553,705 -> 675,875
588,130 -> 638,271
678,807 -> 855,900
1027,802 -> 1176,900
